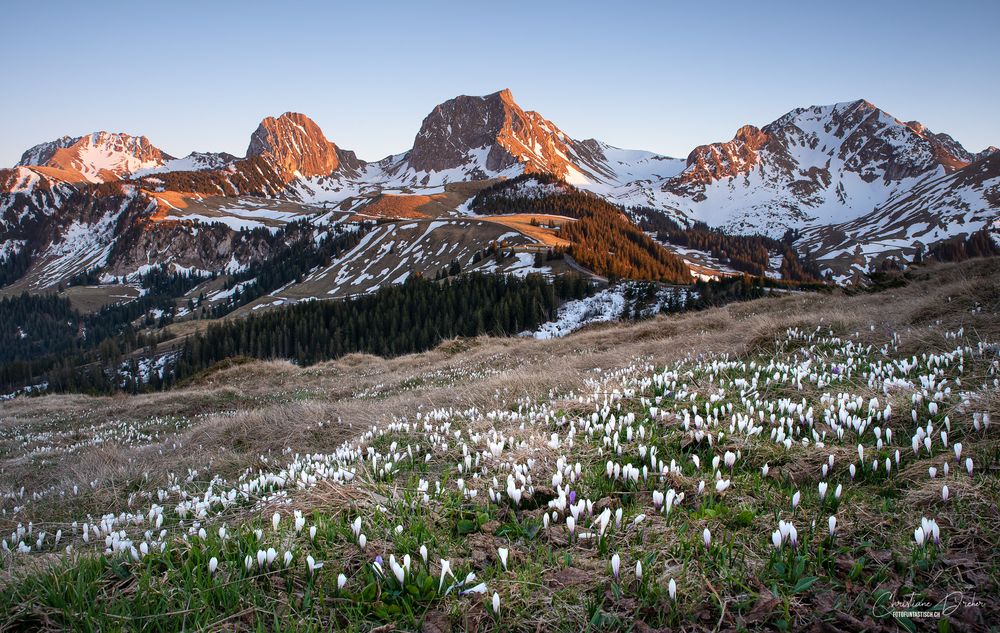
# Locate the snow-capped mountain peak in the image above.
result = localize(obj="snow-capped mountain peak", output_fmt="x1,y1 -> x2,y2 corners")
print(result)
16,131 -> 172,183
643,98 -> 990,236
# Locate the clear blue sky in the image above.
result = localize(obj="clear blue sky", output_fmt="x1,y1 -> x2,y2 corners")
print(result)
2,0 -> 997,166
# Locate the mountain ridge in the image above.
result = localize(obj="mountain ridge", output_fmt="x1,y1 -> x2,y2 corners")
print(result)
1,90 -> 996,289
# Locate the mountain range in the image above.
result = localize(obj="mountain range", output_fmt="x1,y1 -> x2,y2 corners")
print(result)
1,89 -> 997,294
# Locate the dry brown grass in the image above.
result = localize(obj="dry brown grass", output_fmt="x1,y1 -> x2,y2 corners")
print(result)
478,214 -> 575,247
352,180 -> 498,220
353,193 -> 437,219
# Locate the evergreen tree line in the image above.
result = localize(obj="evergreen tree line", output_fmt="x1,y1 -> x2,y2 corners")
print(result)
0,271 -> 595,396
631,208 -> 824,282
627,275 -> 771,317
172,273 -> 583,378
470,175 -> 691,283
138,265 -> 216,297
597,276 -> 773,323
0,248 -> 32,288
65,268 -> 103,287
923,227 -> 1000,263
0,260 -> 224,393
679,275 -> 768,311
0,291 -> 175,393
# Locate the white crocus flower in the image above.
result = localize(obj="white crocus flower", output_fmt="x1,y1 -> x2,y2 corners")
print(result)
390,555 -> 405,584
439,559 -> 454,592
462,582 -> 488,595
307,555 -> 323,574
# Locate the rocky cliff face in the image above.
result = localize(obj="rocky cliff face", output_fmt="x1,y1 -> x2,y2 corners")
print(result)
974,146 -> 999,162
902,121 -> 1000,169
246,112 -> 363,182
405,89 -> 597,182
407,90 -> 518,174
105,213 -> 278,279
679,125 -> 772,186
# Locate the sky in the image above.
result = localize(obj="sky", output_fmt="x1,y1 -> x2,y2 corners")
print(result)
2,0 -> 998,166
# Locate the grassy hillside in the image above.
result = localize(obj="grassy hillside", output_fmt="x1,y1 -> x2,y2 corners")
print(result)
1,259 -> 998,631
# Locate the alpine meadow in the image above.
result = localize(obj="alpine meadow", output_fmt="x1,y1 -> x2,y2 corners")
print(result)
1,2 -> 999,631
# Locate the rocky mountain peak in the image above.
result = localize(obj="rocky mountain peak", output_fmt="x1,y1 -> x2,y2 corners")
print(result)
680,124 -> 770,185
406,89 -> 591,182
16,132 -> 172,183
18,135 -> 77,167
246,112 -> 350,182
975,146 -> 999,161
904,120 -> 976,170
407,90 -> 519,174
653,98 -> 999,239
